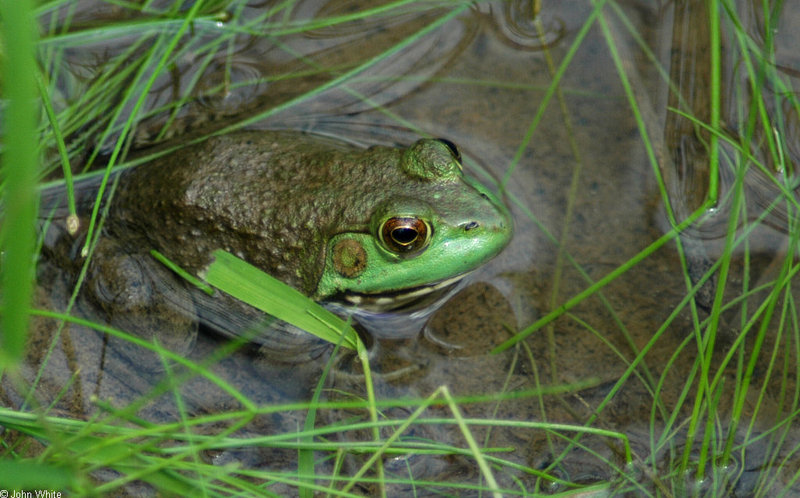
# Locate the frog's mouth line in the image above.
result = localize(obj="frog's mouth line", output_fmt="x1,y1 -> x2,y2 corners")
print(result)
340,272 -> 470,311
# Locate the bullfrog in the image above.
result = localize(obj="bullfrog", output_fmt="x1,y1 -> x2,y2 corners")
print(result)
48,130 -> 512,362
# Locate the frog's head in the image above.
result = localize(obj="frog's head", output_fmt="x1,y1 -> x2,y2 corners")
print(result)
315,138 -> 512,310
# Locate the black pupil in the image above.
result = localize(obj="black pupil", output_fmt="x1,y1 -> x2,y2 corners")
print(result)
436,138 -> 460,162
392,227 -> 418,245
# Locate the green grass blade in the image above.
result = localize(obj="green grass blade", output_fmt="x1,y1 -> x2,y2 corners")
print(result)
151,249 -> 215,295
0,0 -> 39,368
203,250 -> 360,350
0,460 -> 74,489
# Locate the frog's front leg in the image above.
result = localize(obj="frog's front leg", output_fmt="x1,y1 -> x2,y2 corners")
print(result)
83,236 -> 198,366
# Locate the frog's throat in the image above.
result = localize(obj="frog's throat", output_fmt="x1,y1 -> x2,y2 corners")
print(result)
338,272 -> 470,311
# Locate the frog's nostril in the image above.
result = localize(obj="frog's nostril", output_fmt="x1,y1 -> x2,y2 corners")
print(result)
462,221 -> 480,231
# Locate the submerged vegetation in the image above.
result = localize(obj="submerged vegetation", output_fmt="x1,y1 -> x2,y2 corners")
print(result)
1,0 -> 799,495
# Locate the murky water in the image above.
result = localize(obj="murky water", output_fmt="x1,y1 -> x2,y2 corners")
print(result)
7,0 -> 800,495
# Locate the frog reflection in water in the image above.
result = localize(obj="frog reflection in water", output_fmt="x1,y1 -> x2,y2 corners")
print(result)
63,131 -> 512,362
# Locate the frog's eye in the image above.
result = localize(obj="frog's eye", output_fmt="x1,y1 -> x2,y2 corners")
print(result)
435,138 -> 461,164
379,217 -> 431,255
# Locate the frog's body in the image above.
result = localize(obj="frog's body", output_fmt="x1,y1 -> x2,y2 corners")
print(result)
109,131 -> 511,306
57,131 -> 512,360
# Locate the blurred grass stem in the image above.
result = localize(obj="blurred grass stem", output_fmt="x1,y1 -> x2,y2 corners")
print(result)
0,0 -> 39,368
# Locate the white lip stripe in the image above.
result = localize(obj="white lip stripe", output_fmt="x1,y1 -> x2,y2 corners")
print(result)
342,273 -> 470,308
